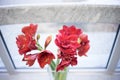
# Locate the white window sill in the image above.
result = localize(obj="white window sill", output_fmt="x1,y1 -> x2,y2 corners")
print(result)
0,72 -> 120,80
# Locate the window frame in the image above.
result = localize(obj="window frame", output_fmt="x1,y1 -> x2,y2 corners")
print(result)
107,25 -> 120,73
0,31 -> 15,74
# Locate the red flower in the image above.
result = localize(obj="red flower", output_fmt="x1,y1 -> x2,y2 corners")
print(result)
78,34 -> 90,56
22,50 -> 55,68
56,50 -> 77,71
22,54 -> 38,66
55,25 -> 82,54
16,35 -> 37,55
16,24 -> 38,55
56,56 -> 77,71
56,60 -> 69,71
22,24 -> 37,37
55,25 -> 89,71
38,50 -> 55,68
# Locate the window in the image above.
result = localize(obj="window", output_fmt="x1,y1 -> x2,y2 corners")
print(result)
0,23 -> 120,73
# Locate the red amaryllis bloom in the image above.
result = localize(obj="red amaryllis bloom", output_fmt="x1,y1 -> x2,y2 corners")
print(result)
22,24 -> 37,37
56,56 -> 77,71
78,34 -> 90,56
56,60 -> 69,71
56,50 -> 77,71
22,54 -> 38,66
55,25 -> 82,54
16,24 -> 38,55
38,50 -> 55,68
16,35 -> 37,55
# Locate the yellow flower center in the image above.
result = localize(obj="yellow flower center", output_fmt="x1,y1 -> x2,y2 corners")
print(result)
77,38 -> 81,44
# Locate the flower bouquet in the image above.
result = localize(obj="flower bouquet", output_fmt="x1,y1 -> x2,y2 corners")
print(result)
16,24 -> 90,80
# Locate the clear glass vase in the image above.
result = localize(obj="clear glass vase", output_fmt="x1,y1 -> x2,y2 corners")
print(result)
48,67 -> 68,80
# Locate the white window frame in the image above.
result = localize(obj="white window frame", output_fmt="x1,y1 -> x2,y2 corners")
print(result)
0,25 -> 120,75
107,25 -> 120,73
0,31 -> 15,74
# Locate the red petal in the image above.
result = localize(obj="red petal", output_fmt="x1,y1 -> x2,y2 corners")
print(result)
71,57 -> 77,66
23,54 -> 38,66
16,35 -> 31,55
69,25 -> 82,35
28,39 -> 37,50
78,43 -> 90,56
22,24 -> 37,37
80,34 -> 89,43
16,34 -> 37,55
56,60 -> 70,72
37,50 -> 55,68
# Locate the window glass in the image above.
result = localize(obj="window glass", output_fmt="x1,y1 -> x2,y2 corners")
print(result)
0,23 -> 118,70
71,23 -> 118,69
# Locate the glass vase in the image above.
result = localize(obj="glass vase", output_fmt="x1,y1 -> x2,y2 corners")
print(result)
48,67 -> 68,80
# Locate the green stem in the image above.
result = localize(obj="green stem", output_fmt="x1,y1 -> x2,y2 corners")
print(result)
49,59 -> 68,80
50,60 -> 56,70
49,60 -> 56,76
56,59 -> 60,66
36,41 -> 43,51
54,68 -> 68,80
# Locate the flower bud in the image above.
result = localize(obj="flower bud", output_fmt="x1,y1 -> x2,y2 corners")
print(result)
37,34 -> 40,41
44,35 -> 52,49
